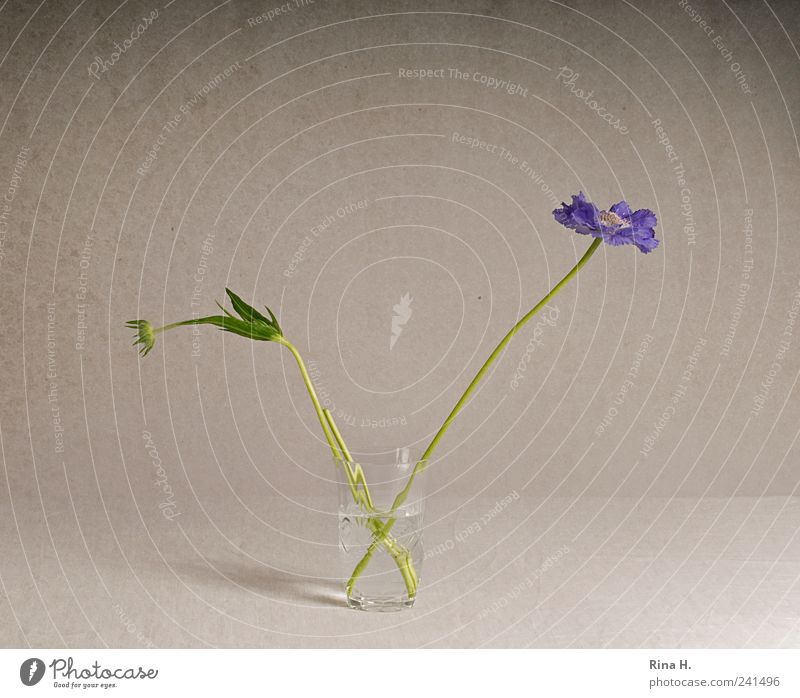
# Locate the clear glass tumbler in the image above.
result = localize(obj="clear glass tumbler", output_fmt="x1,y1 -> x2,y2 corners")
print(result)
334,448 -> 426,611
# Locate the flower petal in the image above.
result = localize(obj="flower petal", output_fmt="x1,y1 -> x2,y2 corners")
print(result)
601,227 -> 635,246
632,228 -> 660,253
570,196 -> 600,234
553,193 -> 659,254
631,208 -> 657,230
553,204 -> 577,229
610,200 -> 632,219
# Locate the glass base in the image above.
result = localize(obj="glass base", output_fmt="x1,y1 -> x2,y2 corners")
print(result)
346,592 -> 416,612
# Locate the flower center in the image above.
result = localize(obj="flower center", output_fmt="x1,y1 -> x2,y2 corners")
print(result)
599,210 -> 625,228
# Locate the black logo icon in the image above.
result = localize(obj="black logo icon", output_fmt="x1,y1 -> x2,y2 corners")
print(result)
20,658 -> 45,686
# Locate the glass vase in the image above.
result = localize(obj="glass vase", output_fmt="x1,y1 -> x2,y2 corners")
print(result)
334,448 -> 426,611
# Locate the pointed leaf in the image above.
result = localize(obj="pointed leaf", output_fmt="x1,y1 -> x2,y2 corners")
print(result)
225,288 -> 270,326
215,301 -> 236,319
265,306 -> 282,335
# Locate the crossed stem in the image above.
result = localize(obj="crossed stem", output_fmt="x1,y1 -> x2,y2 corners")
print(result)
323,409 -> 418,597
347,238 -> 603,592
142,238 -> 601,604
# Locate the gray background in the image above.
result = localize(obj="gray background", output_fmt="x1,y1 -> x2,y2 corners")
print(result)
0,0 -> 799,647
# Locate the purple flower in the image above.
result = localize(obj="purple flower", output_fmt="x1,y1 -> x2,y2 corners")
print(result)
553,192 -> 659,253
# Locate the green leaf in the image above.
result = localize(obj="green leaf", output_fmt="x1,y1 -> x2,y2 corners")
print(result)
225,288 -> 271,326
215,301 -> 236,319
265,306 -> 282,335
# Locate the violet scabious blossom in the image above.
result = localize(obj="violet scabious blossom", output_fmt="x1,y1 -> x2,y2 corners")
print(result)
553,192 -> 659,253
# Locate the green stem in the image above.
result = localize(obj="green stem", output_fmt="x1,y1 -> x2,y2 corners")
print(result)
276,338 -> 417,597
276,338 -> 341,461
154,321 -> 190,335
348,238 -> 602,588
323,409 -> 375,511
149,321 -> 417,599
323,409 -> 418,597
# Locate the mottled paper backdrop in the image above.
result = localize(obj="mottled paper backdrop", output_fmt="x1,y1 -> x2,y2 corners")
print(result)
1,0 -> 799,648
